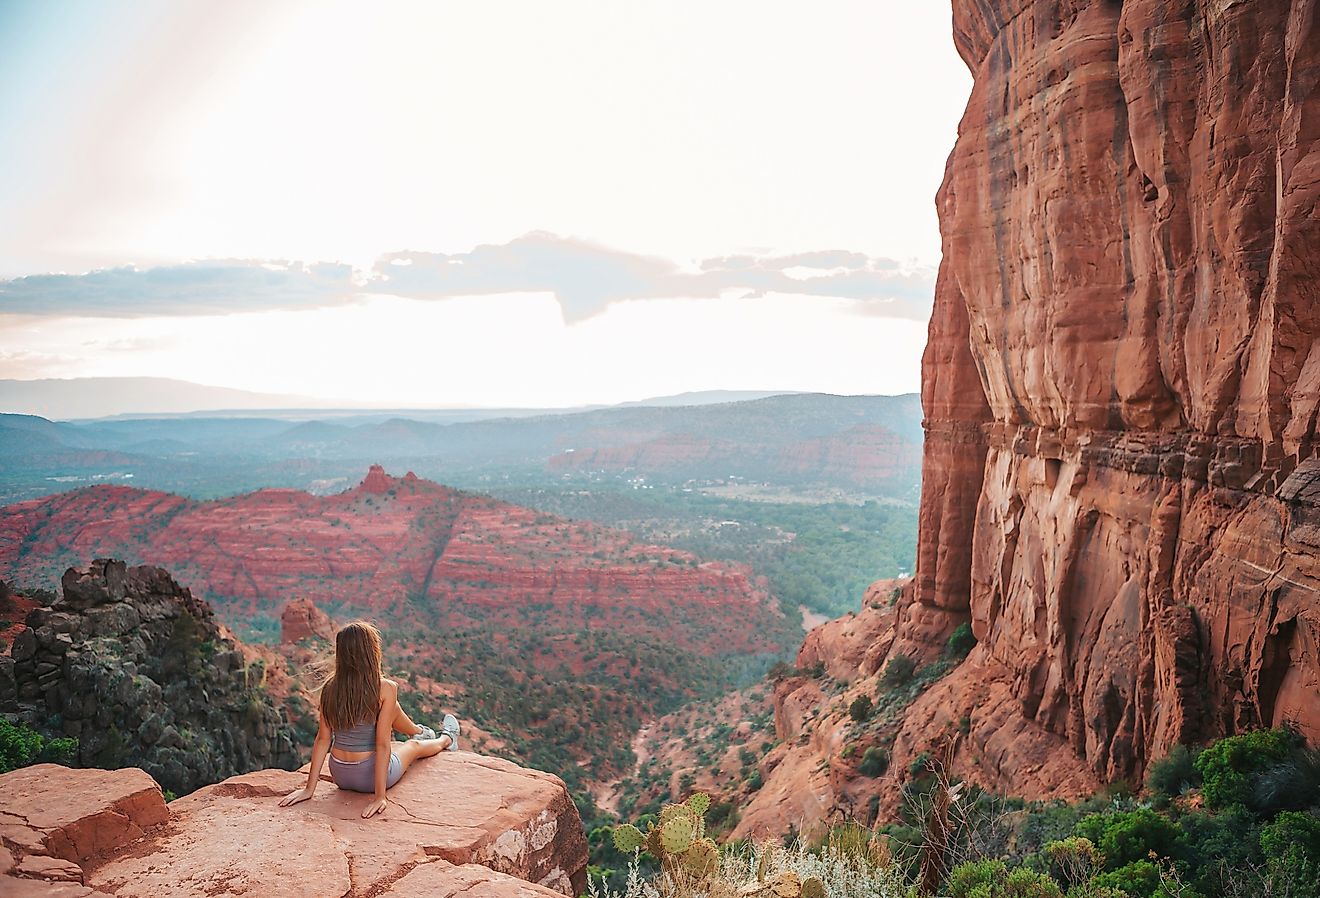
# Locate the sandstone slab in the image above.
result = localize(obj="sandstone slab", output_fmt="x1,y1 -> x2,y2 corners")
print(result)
0,750 -> 587,898
98,752 -> 585,897
0,765 -> 168,863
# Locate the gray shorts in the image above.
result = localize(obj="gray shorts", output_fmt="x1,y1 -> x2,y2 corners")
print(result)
329,751 -> 403,792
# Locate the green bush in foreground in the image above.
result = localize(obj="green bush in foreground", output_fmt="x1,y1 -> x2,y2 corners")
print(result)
1259,811 -> 1320,898
596,729 -> 1317,898
1194,728 -> 1297,810
1074,809 -> 1183,870
0,718 -> 77,774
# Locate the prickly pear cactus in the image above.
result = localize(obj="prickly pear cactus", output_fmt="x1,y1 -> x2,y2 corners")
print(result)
645,826 -> 665,858
685,837 -> 719,877
660,802 -> 691,826
687,791 -> 711,818
800,876 -> 825,898
612,823 -> 645,854
660,814 -> 696,855
768,870 -> 801,898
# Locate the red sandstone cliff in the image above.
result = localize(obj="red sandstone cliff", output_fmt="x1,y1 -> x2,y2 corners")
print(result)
890,0 -> 1320,799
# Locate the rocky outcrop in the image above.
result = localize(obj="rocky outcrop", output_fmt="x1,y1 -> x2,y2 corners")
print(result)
892,0 -> 1320,798
729,580 -> 918,838
7,560 -> 299,796
280,597 -> 333,645
0,753 -> 588,897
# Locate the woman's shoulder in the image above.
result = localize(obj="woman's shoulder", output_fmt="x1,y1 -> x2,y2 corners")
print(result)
380,677 -> 399,697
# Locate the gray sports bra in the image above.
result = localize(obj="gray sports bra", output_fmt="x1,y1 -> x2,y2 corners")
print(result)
332,720 -> 377,751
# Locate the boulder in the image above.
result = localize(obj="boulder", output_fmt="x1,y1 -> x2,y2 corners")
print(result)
0,765 -> 169,864
56,560 -> 126,611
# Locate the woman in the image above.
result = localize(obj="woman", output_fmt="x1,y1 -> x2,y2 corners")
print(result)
278,621 -> 460,818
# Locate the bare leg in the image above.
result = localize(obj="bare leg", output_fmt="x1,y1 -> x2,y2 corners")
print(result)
394,735 -> 452,774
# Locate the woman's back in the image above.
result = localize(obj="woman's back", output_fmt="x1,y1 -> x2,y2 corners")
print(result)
332,719 -> 377,751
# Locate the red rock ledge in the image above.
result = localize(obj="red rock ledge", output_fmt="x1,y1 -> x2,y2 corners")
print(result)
0,752 -> 588,898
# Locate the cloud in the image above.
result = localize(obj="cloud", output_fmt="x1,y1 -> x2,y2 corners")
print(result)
0,233 -> 935,323
376,232 -> 935,322
0,259 -> 358,317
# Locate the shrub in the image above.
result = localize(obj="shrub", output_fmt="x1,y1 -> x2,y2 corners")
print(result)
1090,859 -> 1160,898
1042,837 -> 1103,889
0,719 -> 77,774
1075,809 -> 1183,871
947,859 -> 1007,898
947,622 -> 976,659
1259,811 -> 1320,898
42,736 -> 77,765
1251,746 -> 1320,813
1177,803 -> 1261,889
998,868 -> 1063,897
1193,728 -> 1297,810
849,695 -> 873,722
880,654 -> 917,689
858,746 -> 890,777
1145,744 -> 1200,804
0,718 -> 43,773
948,861 -> 1062,898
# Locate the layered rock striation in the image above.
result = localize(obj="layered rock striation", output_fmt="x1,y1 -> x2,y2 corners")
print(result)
0,752 -> 588,897
0,466 -> 785,658
895,0 -> 1320,796
4,560 -> 299,796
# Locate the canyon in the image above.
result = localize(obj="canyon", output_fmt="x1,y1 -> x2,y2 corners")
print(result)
0,468 -> 791,790
0,465 -> 783,657
887,0 -> 1320,799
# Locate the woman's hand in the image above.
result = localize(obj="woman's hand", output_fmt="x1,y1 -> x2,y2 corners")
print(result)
279,787 -> 316,807
362,797 -> 388,818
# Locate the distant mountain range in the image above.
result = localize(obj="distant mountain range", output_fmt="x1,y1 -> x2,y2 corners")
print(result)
0,377 -> 339,419
0,376 -> 801,421
0,392 -> 923,504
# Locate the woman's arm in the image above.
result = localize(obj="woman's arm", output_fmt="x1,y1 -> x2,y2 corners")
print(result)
279,715 -> 331,807
361,681 -> 397,818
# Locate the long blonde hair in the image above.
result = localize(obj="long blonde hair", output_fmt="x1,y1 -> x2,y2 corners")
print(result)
319,621 -> 383,730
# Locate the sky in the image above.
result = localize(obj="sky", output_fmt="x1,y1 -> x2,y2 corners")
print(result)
0,1 -> 972,409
